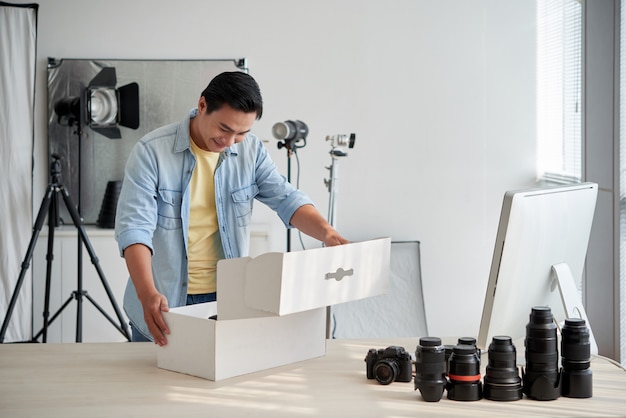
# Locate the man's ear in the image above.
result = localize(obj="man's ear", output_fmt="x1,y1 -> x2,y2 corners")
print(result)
198,96 -> 207,113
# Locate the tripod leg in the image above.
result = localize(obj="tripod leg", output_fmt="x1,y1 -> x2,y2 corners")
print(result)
76,233 -> 84,342
0,185 -> 54,343
41,190 -> 58,343
59,185 -> 130,341
32,293 -> 74,341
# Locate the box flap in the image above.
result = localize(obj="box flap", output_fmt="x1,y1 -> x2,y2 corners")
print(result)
217,256 -> 276,320
244,237 -> 390,315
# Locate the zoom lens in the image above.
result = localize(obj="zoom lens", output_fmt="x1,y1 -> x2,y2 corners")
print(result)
483,336 -> 523,401
522,306 -> 561,400
447,344 -> 482,401
561,318 -> 593,398
414,337 -> 447,402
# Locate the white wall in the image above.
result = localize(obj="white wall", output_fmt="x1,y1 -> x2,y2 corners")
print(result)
22,0 -> 537,338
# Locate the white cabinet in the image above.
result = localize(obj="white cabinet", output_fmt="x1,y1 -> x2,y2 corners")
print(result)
32,227 -> 130,343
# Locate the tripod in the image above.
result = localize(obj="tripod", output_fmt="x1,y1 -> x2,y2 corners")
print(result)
0,155 -> 130,343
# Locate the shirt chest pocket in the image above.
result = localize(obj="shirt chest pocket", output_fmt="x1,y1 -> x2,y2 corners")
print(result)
231,184 -> 259,227
157,189 -> 183,230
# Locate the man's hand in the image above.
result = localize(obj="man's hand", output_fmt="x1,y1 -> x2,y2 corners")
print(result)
123,243 -> 170,346
322,229 -> 350,247
140,292 -> 170,346
290,204 -> 349,246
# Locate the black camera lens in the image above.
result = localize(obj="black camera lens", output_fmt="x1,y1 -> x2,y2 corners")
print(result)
457,336 -> 482,361
375,359 -> 400,385
447,344 -> 482,401
522,306 -> 561,400
414,337 -> 447,402
458,336 -> 476,346
561,318 -> 593,398
483,336 -> 523,401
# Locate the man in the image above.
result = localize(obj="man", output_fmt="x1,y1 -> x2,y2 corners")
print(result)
115,71 -> 347,346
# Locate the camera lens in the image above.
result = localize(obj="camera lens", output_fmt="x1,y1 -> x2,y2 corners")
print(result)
483,336 -> 523,401
375,359 -> 399,385
447,344 -> 482,401
414,337 -> 447,402
561,318 -> 593,398
457,336 -> 481,361
522,306 -> 561,400
458,336 -> 476,346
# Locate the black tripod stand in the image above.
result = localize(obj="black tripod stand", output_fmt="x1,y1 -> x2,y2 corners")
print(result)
0,154 -> 130,343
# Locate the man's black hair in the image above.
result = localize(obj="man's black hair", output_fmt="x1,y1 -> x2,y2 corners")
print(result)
200,71 -> 263,120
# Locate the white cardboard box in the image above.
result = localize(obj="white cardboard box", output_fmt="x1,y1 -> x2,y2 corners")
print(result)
157,237 -> 391,381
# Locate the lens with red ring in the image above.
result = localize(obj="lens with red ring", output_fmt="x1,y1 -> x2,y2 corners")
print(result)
447,344 -> 482,401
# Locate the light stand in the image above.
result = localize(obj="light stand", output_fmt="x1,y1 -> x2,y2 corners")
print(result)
273,120 -> 308,252
324,133 -> 355,338
1,65 -> 139,343
324,134 -> 356,229
0,154 -> 130,343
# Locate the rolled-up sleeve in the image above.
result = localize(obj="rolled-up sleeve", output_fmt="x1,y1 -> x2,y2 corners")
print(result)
115,140 -> 159,257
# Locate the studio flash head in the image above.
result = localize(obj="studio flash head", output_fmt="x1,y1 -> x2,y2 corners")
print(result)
326,133 -> 356,149
272,120 -> 309,141
273,120 -> 308,151
54,97 -> 81,127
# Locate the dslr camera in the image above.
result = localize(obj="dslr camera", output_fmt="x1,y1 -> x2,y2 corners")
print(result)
365,346 -> 412,385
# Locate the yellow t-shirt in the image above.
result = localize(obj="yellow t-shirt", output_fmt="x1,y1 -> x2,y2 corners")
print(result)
187,138 -> 224,294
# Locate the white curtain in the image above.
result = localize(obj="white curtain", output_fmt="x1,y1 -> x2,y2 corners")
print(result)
0,2 -> 38,342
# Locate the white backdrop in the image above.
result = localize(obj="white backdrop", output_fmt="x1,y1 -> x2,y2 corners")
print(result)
12,0 -> 537,338
0,2 -> 38,342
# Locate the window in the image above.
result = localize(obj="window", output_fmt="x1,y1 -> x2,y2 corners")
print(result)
537,0 -> 583,183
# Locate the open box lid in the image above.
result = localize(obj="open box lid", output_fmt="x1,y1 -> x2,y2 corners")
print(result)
217,237 -> 391,320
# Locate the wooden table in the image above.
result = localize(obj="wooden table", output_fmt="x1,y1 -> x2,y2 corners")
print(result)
1,338 -> 625,417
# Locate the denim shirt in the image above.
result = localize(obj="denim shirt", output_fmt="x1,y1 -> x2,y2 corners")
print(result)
115,108 -> 313,338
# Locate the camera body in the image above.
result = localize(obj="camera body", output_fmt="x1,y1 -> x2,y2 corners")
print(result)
365,346 -> 413,385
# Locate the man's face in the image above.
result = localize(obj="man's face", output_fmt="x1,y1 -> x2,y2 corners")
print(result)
192,97 -> 257,153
